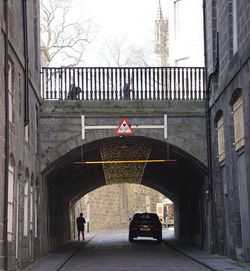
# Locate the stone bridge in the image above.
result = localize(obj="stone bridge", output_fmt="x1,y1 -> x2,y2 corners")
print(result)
39,98 -> 208,249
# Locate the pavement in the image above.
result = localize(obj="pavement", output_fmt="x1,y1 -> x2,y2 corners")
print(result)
165,238 -> 250,271
22,230 -> 250,271
22,233 -> 96,271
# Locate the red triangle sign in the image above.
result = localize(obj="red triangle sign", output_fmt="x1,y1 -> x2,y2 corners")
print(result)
115,118 -> 134,135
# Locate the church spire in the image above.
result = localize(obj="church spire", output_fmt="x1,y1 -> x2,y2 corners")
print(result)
154,0 -> 169,66
157,0 -> 163,20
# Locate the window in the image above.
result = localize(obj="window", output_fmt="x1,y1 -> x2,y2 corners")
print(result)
18,73 -> 22,118
34,185 -> 38,238
232,95 -> 245,151
25,124 -> 29,142
8,59 -> 14,123
174,0 -> 182,40
16,163 -> 22,258
8,164 -> 14,241
24,181 -> 28,236
216,116 -> 225,162
33,4 -> 39,71
232,0 -> 238,54
35,106 -> 38,153
30,183 -> 33,231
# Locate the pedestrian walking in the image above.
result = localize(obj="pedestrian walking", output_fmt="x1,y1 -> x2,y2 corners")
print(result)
67,83 -> 82,100
76,213 -> 86,241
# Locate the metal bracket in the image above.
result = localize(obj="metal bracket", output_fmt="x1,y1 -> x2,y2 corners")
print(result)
81,114 -> 167,140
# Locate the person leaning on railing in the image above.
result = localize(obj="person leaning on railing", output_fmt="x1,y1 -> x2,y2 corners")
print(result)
123,78 -> 133,100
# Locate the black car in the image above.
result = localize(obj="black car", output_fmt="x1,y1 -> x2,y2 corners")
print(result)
129,212 -> 162,242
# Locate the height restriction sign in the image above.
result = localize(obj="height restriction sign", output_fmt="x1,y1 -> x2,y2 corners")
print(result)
115,118 -> 134,135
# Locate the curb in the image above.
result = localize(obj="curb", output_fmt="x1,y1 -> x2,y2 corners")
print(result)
57,235 -> 95,270
163,240 -> 218,271
163,239 -> 250,271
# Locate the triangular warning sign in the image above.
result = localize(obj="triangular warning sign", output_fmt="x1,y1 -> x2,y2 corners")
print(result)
115,118 -> 134,135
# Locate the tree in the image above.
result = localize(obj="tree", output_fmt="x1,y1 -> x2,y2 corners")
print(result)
129,46 -> 154,67
100,35 -> 154,67
41,0 -> 97,66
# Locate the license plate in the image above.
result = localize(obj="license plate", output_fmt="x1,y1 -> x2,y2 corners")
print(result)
140,227 -> 150,231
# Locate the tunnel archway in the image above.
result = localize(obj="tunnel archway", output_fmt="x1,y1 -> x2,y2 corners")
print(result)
42,136 -> 207,249
73,183 -> 170,234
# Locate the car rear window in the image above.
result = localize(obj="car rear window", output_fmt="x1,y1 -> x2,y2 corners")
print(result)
133,213 -> 159,221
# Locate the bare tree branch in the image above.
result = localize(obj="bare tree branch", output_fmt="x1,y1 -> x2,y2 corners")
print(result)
100,35 -> 153,67
41,0 -> 97,66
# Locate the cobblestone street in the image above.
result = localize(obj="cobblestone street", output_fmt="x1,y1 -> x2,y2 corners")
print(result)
23,228 -> 250,271
61,228 -> 211,271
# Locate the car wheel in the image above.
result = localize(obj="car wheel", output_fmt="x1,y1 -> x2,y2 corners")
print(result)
129,233 -> 134,242
157,235 -> 162,242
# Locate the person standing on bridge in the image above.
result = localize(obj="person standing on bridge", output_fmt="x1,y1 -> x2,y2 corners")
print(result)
76,213 -> 86,241
123,78 -> 133,100
67,83 -> 82,100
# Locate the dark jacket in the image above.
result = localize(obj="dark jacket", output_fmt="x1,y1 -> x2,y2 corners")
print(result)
67,84 -> 82,100
76,216 -> 86,230
123,83 -> 132,100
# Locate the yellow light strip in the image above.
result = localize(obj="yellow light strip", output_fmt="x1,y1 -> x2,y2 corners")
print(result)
74,159 -> 177,165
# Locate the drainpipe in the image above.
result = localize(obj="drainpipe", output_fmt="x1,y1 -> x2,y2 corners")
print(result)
22,0 -> 29,126
203,0 -> 219,253
3,0 -> 9,270
205,37 -> 219,253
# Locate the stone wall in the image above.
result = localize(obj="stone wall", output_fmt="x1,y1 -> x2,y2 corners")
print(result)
42,99 -> 208,251
205,0 -> 250,262
40,99 -> 207,171
0,1 -> 41,269
75,184 -> 165,231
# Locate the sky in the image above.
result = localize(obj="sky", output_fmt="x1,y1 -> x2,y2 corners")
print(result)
84,0 -> 162,42
70,0 -> 168,65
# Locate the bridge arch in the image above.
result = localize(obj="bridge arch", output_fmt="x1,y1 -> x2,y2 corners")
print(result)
41,136 -> 208,250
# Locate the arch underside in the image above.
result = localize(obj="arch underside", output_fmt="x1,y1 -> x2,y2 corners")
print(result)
44,136 -> 207,248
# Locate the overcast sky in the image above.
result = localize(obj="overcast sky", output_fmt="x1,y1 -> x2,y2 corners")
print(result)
85,0 -> 165,41
72,0 -> 168,65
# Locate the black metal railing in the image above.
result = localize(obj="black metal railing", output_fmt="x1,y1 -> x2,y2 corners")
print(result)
41,67 -> 205,100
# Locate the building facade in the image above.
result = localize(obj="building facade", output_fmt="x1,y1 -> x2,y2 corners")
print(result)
166,0 -> 204,66
205,0 -> 250,262
0,1 -> 41,270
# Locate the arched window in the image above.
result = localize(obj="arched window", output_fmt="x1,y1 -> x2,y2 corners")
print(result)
8,155 -> 15,241
34,178 -> 39,238
16,161 -> 23,257
24,181 -> 28,236
232,93 -> 244,151
24,168 -> 29,236
30,175 -> 34,232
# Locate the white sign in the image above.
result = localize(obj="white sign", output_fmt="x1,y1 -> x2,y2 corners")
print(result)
115,118 -> 134,135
